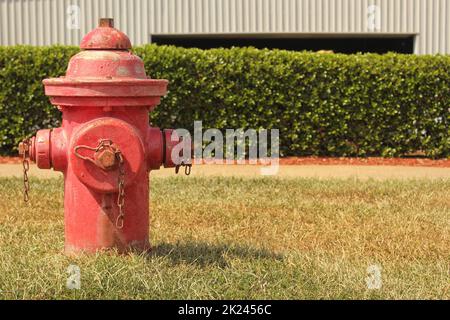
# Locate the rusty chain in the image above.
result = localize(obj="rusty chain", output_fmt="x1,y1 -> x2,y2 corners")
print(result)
175,162 -> 192,175
174,136 -> 192,176
115,149 -> 125,229
21,139 -> 31,202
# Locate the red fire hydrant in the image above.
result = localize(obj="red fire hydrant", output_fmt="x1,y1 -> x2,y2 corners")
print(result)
18,19 -> 190,254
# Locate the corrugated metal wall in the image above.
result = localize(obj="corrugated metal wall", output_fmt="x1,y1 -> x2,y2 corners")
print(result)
0,0 -> 449,54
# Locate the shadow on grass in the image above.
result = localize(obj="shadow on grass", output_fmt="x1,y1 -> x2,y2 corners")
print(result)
150,241 -> 283,268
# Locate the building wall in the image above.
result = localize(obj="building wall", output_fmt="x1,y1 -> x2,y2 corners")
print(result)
0,0 -> 449,54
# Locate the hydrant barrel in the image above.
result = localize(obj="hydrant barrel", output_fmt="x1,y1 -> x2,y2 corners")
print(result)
21,18 -> 187,254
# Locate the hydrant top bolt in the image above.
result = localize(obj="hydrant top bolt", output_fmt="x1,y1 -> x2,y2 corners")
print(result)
79,17 -> 131,50
99,18 -> 114,28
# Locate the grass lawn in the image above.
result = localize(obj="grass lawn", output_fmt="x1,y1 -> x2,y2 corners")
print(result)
0,176 -> 448,299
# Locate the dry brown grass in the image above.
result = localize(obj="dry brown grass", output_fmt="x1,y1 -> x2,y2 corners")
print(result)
0,176 -> 448,299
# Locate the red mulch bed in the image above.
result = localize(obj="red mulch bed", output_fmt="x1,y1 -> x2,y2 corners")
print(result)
0,156 -> 22,164
3,156 -> 449,167
278,157 -> 450,167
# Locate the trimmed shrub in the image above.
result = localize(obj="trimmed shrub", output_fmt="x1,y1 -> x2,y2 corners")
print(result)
0,44 -> 449,157
0,45 -> 79,154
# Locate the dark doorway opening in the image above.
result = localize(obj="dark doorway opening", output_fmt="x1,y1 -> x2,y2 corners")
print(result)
152,35 -> 414,54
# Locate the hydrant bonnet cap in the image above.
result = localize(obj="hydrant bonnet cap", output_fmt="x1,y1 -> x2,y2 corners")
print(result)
80,18 -> 132,50
43,17 -> 168,107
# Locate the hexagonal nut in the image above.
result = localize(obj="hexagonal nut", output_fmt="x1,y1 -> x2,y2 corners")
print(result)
95,149 -> 117,170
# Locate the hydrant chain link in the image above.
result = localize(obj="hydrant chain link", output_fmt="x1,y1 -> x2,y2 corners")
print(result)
175,162 -> 192,176
116,150 -> 125,229
19,138 -> 31,202
74,139 -> 113,165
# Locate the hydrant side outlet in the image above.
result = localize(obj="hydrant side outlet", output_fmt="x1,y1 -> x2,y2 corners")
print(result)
21,19 -> 186,254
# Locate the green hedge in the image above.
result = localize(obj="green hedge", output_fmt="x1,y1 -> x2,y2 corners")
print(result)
1,45 -> 449,157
